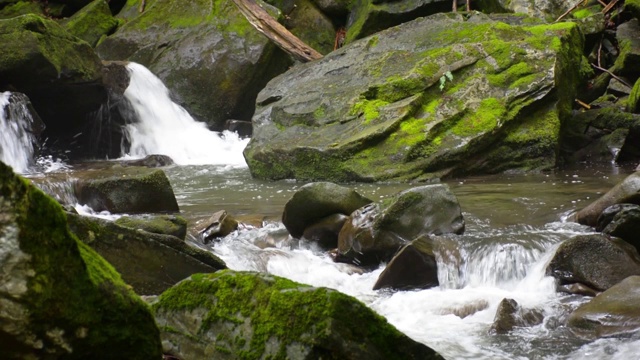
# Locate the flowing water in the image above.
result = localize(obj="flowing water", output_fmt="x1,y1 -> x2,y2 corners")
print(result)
4,63 -> 640,359
0,92 -> 39,173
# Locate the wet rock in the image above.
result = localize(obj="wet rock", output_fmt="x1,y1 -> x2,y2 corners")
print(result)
97,0 -> 290,130
558,282 -> 601,297
120,154 -> 175,168
244,13 -> 586,182
568,275 -> 640,339
612,19 -> 640,78
224,119 -> 252,138
195,210 -> 239,243
74,167 -> 180,214
602,206 -> 640,250
607,78 -> 633,97
595,203 -> 640,231
62,0 -> 118,47
573,171 -> 640,226
0,92 -> 45,170
115,214 -> 188,239
483,0 -> 573,19
282,0 -> 335,54
282,182 -> 372,239
0,161 -> 162,358
302,213 -> 349,250
337,184 -> 464,266
629,78 -> 640,113
546,234 -> 640,292
489,298 -> 543,334
373,234 -> 439,291
68,213 -> 226,295
152,270 -> 444,360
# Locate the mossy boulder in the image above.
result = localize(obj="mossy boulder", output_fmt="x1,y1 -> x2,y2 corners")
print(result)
74,167 -> 179,214
277,0 -> 335,54
337,184 -> 464,266
573,171 -> 640,227
62,0 -> 119,47
612,19 -> 640,79
0,0 -> 44,19
68,213 -> 226,295
115,214 -> 188,239
545,234 -> 640,292
568,275 -> 640,339
244,13 -> 585,182
96,0 -> 290,130
627,0 -> 640,22
302,213 -> 349,249
629,78 -> 640,113
282,182 -> 372,239
0,14 -> 107,159
0,161 -> 162,358
152,270 -> 443,360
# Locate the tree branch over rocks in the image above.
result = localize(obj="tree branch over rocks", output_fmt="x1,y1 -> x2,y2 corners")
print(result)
231,0 -> 323,62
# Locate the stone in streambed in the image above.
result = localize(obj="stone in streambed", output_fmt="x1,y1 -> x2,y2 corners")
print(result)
195,209 -> 239,243
302,213 -> 349,250
115,213 -> 188,239
373,234 -> 439,291
573,171 -> 640,227
489,298 -> 543,334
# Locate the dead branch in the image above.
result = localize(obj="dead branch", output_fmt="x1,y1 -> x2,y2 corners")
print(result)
231,0 -> 323,62
591,63 -> 632,88
555,0 -> 588,22
602,0 -> 619,14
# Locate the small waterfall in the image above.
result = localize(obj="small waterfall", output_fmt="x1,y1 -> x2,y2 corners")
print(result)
0,92 -> 40,173
122,63 -> 249,166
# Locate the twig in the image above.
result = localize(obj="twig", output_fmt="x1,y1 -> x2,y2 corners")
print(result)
555,0 -> 587,22
575,99 -> 591,110
597,0 -> 607,5
597,36 -> 603,68
591,63 -> 632,88
602,0 -> 619,14
139,0 -> 146,13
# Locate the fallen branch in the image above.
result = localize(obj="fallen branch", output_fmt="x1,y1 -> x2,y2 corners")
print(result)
231,0 -> 323,62
602,0 -> 619,14
555,0 -> 588,22
591,63 -> 632,88
139,0 -> 146,13
575,99 -> 591,110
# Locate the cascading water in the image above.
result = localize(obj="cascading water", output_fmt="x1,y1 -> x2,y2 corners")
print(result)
0,91 -> 38,173
121,62 -> 248,166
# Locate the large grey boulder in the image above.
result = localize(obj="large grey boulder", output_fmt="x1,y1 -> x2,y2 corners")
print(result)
546,234 -> 640,292
0,161 -> 162,359
338,184 -> 464,266
97,0 -> 290,129
152,270 -> 444,360
244,13 -> 586,182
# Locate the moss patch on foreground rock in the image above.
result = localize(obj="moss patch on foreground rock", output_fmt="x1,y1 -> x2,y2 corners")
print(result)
0,161 -> 161,359
153,270 -> 443,359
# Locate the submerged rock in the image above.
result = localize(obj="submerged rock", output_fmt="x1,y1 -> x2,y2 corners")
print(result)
74,167 -> 180,214
489,298 -> 543,334
153,270 -> 444,360
68,213 -> 226,295
337,184 -> 464,266
282,182 -> 372,239
546,234 -> 640,292
373,234 -> 439,291
244,13 -> 586,182
568,275 -> 640,339
0,161 -> 162,358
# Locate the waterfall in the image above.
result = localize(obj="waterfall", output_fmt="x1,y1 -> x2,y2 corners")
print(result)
122,62 -> 249,166
0,92 -> 39,174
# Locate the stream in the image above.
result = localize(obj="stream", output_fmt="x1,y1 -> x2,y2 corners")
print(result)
3,63 -> 640,359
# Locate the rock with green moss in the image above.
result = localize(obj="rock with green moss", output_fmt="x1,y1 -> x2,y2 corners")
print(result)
115,214 -> 187,239
0,0 -> 44,19
627,0 -> 640,22
0,14 -> 107,159
612,18 -> 640,78
74,166 -> 179,214
68,213 -> 226,295
280,0 -> 335,54
629,78 -> 640,113
0,161 -> 162,359
96,0 -> 290,130
62,0 -> 119,47
152,270 -> 443,360
244,13 -> 585,182
282,182 -> 372,239
477,0 -> 572,20
568,275 -> 640,339
337,184 -> 464,266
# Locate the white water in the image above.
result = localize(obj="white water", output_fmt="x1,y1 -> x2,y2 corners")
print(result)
122,63 -> 249,166
0,92 -> 37,173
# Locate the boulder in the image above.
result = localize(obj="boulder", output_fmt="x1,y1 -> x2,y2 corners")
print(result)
629,78 -> 640,113
481,0 -> 573,19
0,14 -> 107,159
373,234 -> 439,291
573,171 -> 640,227
627,0 -> 640,22
0,92 -> 45,173
612,19 -> 640,79
244,13 -> 586,182
0,0 -> 44,19
302,213 -> 349,250
601,206 -> 640,250
0,161 -> 162,359
96,0 -> 290,130
62,0 -> 119,47
68,213 -> 226,295
338,184 -> 464,266
546,234 -> 640,292
489,298 -> 543,335
152,270 -> 444,360
282,182 -> 372,239
568,275 -> 640,339
73,167 -> 180,214
115,214 -> 188,239
195,210 -> 239,243
279,0 -> 335,54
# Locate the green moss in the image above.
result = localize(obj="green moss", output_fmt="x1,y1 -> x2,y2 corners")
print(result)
486,62 -> 534,88
451,98 -> 505,137
628,78 -> 640,113
350,98 -> 390,123
63,0 -> 119,47
0,1 -> 44,19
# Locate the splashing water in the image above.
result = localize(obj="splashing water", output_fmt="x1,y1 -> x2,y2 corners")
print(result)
0,92 -> 38,173
122,62 -> 249,166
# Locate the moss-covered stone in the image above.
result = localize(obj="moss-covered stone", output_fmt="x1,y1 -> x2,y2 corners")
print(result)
626,0 -> 640,22
280,0 -> 335,54
629,78 -> 640,113
612,18 -> 640,78
62,0 -> 119,47
0,0 -> 44,19
245,13 -> 586,181
0,161 -> 162,358
153,270 -> 443,359
115,214 -> 187,239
